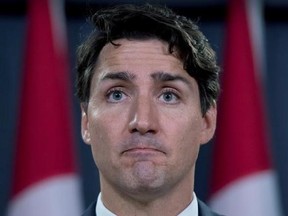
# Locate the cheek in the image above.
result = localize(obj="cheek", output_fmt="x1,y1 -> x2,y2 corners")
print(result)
87,108 -> 127,166
89,125 -> 107,166
172,133 -> 201,173
88,114 -> 115,165
166,115 -> 202,159
165,111 -> 203,141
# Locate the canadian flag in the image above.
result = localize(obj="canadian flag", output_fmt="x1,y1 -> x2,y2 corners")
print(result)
7,0 -> 82,215
209,0 -> 283,215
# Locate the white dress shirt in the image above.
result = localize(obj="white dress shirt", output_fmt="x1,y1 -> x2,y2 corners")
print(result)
96,192 -> 198,216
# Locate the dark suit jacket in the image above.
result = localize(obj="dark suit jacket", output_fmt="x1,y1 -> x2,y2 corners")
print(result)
81,199 -> 224,216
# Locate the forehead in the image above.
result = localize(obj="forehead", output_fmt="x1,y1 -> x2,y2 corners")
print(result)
90,38 -> 200,99
94,39 -> 185,75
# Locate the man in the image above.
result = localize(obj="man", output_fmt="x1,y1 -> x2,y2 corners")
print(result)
76,4 -> 223,216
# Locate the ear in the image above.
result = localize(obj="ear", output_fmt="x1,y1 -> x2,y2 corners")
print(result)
200,103 -> 217,145
81,104 -> 91,145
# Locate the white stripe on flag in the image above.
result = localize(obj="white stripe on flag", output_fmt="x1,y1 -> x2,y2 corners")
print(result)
7,174 -> 82,216
209,170 -> 283,216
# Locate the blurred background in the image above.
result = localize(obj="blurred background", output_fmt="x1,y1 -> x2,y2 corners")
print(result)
1,0 -> 288,215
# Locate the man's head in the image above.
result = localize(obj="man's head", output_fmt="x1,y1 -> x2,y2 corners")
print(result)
76,4 -> 220,115
77,4 -> 220,211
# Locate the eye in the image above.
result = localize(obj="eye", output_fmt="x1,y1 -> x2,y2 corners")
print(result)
159,89 -> 180,104
106,89 -> 127,103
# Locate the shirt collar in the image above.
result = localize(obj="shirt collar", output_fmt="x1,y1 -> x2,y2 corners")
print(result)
178,192 -> 198,216
96,192 -> 198,216
96,193 -> 116,216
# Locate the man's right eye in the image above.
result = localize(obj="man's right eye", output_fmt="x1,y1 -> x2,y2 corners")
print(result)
106,89 -> 127,102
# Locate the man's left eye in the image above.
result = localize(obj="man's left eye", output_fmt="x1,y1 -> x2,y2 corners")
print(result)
106,90 -> 127,102
159,90 -> 179,103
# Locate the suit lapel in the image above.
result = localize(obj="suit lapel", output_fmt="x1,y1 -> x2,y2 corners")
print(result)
81,201 -> 97,216
198,199 -> 224,216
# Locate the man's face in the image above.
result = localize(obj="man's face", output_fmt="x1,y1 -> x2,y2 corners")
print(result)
81,39 -> 216,200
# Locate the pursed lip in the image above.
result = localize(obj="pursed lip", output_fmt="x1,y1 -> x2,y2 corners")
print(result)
122,146 -> 164,154
120,135 -> 167,155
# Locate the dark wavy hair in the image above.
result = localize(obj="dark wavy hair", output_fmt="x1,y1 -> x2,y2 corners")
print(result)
76,4 -> 220,114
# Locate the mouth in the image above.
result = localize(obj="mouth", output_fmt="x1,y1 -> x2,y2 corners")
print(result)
123,147 -> 162,153
122,146 -> 166,157
121,136 -> 166,157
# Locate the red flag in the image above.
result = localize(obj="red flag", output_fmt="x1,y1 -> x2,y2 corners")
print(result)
209,0 -> 282,215
7,0 -> 82,215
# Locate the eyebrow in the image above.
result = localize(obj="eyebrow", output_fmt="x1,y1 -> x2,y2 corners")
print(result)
100,71 -> 136,82
151,71 -> 191,85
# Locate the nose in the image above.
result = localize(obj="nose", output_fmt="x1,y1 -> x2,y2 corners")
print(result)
128,95 -> 158,135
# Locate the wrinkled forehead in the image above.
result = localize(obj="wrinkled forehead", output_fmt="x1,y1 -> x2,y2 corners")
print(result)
88,39 -> 199,93
94,38 -> 184,73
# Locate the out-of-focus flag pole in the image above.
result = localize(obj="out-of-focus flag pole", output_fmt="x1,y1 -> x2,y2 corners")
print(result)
7,0 -> 83,215
209,0 -> 283,215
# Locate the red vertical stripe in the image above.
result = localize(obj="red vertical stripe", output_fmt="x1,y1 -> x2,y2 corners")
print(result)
210,0 -> 271,195
12,0 -> 76,196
